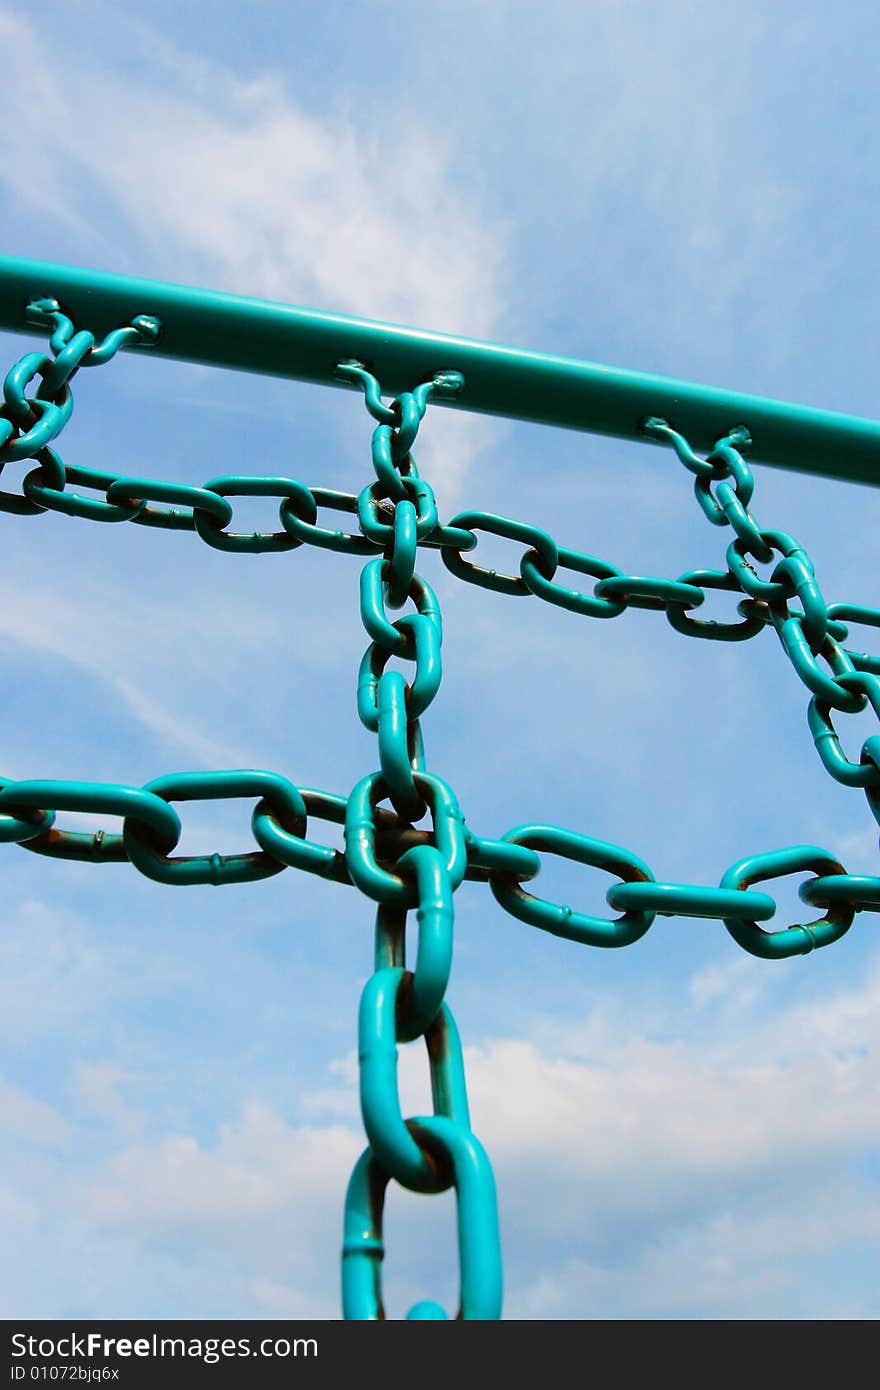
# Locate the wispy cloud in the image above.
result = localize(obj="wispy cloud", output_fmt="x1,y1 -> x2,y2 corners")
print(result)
0,10 -> 502,336
0,8 -> 505,499
72,1062 -> 146,1137
0,583 -> 258,767
0,1077 -> 70,1148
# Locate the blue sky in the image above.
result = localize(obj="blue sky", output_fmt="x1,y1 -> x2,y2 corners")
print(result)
1,0 -> 878,1319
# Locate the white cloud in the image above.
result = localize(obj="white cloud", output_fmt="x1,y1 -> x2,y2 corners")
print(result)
0,1077 -> 70,1148
466,1026 -> 878,1226
0,9 -> 505,521
69,1101 -> 359,1317
79,1101 -> 359,1234
73,1062 -> 146,1137
507,1189 -> 880,1319
0,10 -> 501,337
40,953 -> 876,1319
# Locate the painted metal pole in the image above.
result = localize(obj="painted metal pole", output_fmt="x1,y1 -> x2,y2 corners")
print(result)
0,256 -> 877,485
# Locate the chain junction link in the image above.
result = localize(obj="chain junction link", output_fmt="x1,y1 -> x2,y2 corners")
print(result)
2,307 -> 879,1319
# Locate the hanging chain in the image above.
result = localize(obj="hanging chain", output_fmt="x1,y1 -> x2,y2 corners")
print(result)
0,298 -> 159,511
642,417 -> 880,867
337,363 -> 502,1320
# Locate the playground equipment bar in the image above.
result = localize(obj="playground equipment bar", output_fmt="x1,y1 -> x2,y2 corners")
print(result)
0,256 -> 877,485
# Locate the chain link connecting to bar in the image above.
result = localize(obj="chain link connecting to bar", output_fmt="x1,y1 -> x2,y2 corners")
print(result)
1,296 -> 879,1320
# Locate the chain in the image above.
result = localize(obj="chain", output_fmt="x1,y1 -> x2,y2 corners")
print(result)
336,362 -> 502,1320
0,299 -> 159,508
0,767 -> 874,935
5,334 -> 877,696
641,418 -> 880,852
3,318 -> 877,681
3,308 -> 880,1319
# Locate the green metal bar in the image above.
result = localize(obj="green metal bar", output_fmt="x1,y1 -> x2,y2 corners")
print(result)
0,256 -> 877,485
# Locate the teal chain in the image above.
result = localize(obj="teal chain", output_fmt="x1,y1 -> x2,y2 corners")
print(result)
3,311 -> 877,683
338,364 -> 502,1320
4,324 -> 877,703
2,320 -> 878,926
642,418 -> 880,859
0,768 -> 870,944
0,298 -> 159,502
3,311 -> 880,1320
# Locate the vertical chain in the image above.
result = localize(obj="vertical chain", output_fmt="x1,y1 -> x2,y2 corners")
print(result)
645,416 -> 880,851
339,364 -> 502,1321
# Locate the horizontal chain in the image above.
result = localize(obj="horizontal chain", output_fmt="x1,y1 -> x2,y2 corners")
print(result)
1,770 -> 876,943
7,441 -> 878,680
3,326 -> 876,691
3,324 -> 875,682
